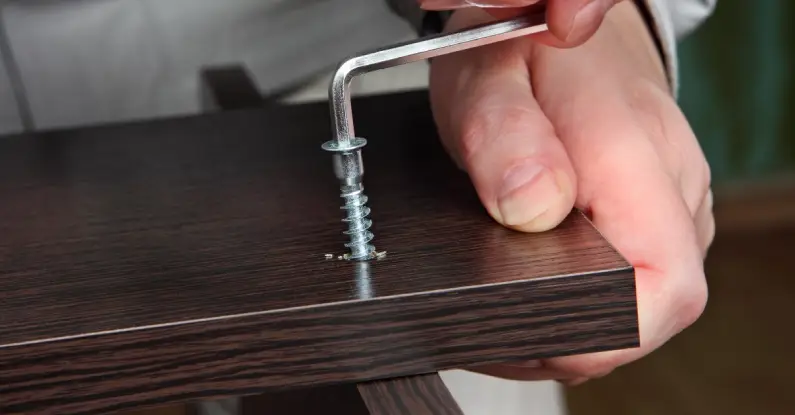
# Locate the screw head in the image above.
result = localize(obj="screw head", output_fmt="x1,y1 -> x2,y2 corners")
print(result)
322,137 -> 367,152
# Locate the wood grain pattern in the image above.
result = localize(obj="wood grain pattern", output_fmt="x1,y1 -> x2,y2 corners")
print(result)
358,373 -> 463,415
0,91 -> 637,414
239,373 -> 463,414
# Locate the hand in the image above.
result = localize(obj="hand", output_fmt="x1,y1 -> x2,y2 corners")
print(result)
428,2 -> 713,385
417,0 -> 625,47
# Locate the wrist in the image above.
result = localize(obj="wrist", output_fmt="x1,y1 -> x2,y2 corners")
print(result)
629,1 -> 669,80
606,1 -> 669,92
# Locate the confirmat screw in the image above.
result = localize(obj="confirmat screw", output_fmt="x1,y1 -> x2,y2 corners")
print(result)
340,184 -> 375,260
321,136 -> 376,261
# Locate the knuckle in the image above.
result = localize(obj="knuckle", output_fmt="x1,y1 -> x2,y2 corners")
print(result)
456,108 -> 492,165
456,103 -> 542,165
705,214 -> 716,248
702,159 -> 713,190
674,272 -> 709,329
695,156 -> 713,198
704,188 -> 715,227
490,104 -> 541,137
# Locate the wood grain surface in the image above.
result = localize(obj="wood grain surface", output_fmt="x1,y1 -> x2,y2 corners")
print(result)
357,374 -> 464,415
0,91 -> 637,414
239,373 -> 463,414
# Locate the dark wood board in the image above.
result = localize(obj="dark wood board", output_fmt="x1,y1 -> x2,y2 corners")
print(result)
357,373 -> 464,415
239,372 -> 463,414
0,90 -> 637,414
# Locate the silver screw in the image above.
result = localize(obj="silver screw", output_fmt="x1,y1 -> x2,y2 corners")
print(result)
340,184 -> 375,259
322,137 -> 375,261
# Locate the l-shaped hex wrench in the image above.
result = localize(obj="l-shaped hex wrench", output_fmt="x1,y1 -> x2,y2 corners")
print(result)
321,11 -> 548,261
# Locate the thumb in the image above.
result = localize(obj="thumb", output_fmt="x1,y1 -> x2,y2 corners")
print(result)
429,10 -> 576,232
483,1 -> 625,48
546,0 -> 624,46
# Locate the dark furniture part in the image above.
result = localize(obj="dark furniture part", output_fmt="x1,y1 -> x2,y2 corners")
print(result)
239,372 -> 463,415
200,66 -> 267,111
0,88 -> 638,414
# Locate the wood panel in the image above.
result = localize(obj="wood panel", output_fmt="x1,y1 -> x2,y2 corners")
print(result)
357,374 -> 463,415
239,373 -> 463,414
0,91 -> 637,414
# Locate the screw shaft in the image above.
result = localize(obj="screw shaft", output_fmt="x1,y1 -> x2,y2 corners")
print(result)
340,183 -> 374,260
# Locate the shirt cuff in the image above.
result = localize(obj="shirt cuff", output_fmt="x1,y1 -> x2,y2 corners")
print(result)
634,0 -> 681,96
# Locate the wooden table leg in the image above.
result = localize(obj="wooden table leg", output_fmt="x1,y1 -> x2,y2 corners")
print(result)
238,373 -> 463,414
199,65 -> 267,111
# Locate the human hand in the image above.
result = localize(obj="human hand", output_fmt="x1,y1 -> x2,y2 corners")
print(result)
428,2 -> 713,385
417,0 -> 624,47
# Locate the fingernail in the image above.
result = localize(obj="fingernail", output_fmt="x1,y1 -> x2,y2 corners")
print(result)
565,0 -> 605,42
465,0 -> 537,7
497,161 -> 560,227
418,0 -> 470,9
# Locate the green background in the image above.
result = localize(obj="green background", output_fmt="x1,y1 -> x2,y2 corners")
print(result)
677,1 -> 793,184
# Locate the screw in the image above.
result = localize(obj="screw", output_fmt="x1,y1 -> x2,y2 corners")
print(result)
322,136 -> 376,261
340,183 -> 375,260
322,14 -> 548,261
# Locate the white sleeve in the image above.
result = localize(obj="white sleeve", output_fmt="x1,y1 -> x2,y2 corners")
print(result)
639,0 -> 718,95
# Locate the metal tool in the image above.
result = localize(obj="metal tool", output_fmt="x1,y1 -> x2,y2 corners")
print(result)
322,11 -> 548,261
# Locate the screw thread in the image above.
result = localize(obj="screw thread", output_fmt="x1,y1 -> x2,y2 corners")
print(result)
340,184 -> 375,260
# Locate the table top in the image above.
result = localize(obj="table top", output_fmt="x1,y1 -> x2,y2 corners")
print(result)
0,91 -> 635,414
0,92 -> 629,348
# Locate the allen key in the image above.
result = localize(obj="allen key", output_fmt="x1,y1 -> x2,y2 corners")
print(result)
321,11 -> 548,261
